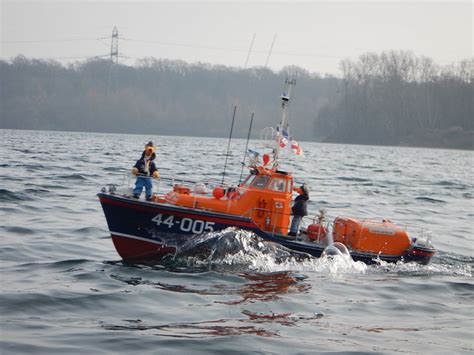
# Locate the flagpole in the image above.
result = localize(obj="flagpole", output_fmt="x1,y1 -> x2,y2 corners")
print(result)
222,106 -> 237,185
239,112 -> 254,184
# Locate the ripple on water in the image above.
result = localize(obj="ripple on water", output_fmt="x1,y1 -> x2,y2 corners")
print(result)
1,226 -> 36,235
54,173 -> 88,181
0,189 -> 32,202
415,196 -> 447,203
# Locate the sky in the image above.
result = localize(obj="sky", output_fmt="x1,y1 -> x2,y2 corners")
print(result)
1,0 -> 472,75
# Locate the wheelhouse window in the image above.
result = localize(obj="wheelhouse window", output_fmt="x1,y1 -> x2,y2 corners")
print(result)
251,175 -> 270,189
241,174 -> 289,191
269,178 -> 286,192
241,174 -> 257,187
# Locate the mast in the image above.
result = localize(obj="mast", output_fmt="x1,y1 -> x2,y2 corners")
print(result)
279,76 -> 296,127
221,106 -> 237,185
239,113 -> 254,184
273,75 -> 296,166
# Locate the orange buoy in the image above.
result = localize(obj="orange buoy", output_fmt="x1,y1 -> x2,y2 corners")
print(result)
213,187 -> 225,199
307,224 -> 328,241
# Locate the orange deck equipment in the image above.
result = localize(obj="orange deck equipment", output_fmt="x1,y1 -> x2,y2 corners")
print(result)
332,217 -> 411,255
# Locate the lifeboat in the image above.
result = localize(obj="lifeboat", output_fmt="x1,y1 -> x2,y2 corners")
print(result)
97,77 -> 436,265
97,168 -> 435,264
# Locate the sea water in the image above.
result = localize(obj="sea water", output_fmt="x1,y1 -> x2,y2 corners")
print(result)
0,129 -> 472,354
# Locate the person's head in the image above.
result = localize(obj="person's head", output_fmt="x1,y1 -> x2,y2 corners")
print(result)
300,184 -> 309,196
144,141 -> 155,157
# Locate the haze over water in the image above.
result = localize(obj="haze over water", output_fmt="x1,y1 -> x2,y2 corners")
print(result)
1,129 -> 472,354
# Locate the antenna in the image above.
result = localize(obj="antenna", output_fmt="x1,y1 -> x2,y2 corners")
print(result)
264,34 -> 277,68
279,75 -> 297,127
221,106 -> 237,185
243,33 -> 256,69
239,112 -> 254,184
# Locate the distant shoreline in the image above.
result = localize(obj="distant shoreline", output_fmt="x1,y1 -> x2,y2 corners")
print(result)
2,128 -> 472,152
2,55 -> 472,152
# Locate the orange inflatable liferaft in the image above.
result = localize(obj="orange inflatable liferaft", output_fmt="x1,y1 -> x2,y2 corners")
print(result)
332,217 -> 411,255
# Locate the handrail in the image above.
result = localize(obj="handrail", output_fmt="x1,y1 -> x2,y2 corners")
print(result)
160,176 -> 241,189
120,172 -> 250,196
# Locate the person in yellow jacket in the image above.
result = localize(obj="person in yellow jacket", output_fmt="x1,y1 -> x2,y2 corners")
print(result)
131,141 -> 160,200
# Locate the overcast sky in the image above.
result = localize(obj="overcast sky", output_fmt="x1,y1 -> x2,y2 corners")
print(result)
1,0 -> 472,75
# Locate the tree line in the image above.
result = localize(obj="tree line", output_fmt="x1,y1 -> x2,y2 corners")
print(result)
1,51 -> 472,149
318,51 -> 473,148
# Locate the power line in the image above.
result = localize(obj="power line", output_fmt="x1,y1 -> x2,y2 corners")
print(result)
0,38 -> 100,44
1,33 -> 464,69
0,54 -> 109,61
122,37 -> 346,60
0,27 -> 126,64
0,34 -> 355,62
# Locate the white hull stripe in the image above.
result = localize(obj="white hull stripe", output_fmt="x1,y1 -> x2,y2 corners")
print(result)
110,231 -> 164,245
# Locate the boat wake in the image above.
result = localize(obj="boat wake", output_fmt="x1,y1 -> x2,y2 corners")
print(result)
137,227 -> 470,277
370,253 -> 473,277
164,227 -> 368,274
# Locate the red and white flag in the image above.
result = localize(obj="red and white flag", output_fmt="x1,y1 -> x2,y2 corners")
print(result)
276,126 -> 290,148
291,139 -> 303,156
279,135 -> 288,148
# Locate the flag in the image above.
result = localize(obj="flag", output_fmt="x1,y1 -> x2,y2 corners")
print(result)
291,139 -> 303,156
276,126 -> 290,148
246,148 -> 261,166
279,136 -> 288,148
247,149 -> 260,158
